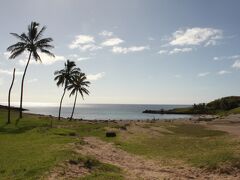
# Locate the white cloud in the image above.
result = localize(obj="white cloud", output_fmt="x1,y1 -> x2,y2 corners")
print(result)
158,50 -> 168,54
87,72 -> 105,81
67,54 -> 92,61
0,78 -> 3,85
3,52 -> 11,59
0,69 -> 23,76
158,48 -> 192,55
232,60 -> 240,69
78,44 -> 102,51
77,57 -> 92,61
101,38 -> 124,46
217,70 -> 231,75
69,35 -> 95,49
229,55 -> 240,59
19,53 -> 65,66
148,37 -> 155,41
174,74 -> 182,78
27,78 -> 38,83
112,46 -> 149,54
169,47 -> 192,54
169,27 -> 222,46
68,54 -> 79,58
198,72 -> 210,77
99,30 -> 113,37
213,54 -> 240,61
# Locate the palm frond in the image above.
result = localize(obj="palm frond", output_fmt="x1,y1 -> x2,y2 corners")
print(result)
34,26 -> 46,41
28,22 -> 39,40
9,48 -> 25,59
10,33 -> 27,42
39,48 -> 55,57
32,51 -> 41,62
21,33 -> 31,42
7,42 -> 26,51
35,38 -> 53,46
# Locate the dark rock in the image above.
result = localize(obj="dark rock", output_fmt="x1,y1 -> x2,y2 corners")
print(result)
106,131 -> 116,137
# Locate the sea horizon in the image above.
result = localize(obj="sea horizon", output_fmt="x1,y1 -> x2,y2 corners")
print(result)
14,103 -> 193,120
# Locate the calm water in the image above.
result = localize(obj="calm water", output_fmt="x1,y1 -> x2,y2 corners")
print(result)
26,104 -> 192,120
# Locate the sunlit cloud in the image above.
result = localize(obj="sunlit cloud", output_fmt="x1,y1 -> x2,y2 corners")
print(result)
27,78 -> 38,83
198,72 -> 210,77
148,37 -> 155,41
67,54 -> 92,61
217,70 -> 231,75
19,53 -> 65,66
77,57 -> 92,61
158,50 -> 168,54
87,72 -> 105,81
3,52 -> 11,59
101,38 -> 124,46
169,48 -> 192,54
112,46 -> 149,54
169,27 -> 222,47
99,30 -> 113,37
232,60 -> 240,69
0,68 -> 23,76
213,54 -> 240,61
78,44 -> 102,51
158,48 -> 192,55
69,35 -> 95,49
174,74 -> 182,78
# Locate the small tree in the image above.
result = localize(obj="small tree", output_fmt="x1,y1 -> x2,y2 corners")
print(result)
7,68 -> 16,124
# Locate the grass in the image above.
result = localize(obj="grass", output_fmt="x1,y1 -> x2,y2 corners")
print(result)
0,109 -> 121,179
106,123 -> 240,170
68,155 -> 123,180
227,107 -> 240,114
1,108 -> 240,179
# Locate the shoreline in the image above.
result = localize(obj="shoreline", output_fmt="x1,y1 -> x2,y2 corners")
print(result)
24,111 -> 217,123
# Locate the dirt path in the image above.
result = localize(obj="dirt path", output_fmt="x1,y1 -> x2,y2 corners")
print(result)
206,114 -> 240,137
209,124 -> 240,137
75,137 -> 239,180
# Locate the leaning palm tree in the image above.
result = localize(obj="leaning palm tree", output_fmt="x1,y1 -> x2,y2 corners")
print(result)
7,21 -> 54,118
67,72 -> 90,120
54,60 -> 81,120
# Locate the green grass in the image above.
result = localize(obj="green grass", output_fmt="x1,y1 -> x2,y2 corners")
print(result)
1,108 -> 240,179
0,109 -> 121,179
69,155 -> 123,180
228,107 -> 240,114
0,111 -> 76,179
107,123 -> 240,170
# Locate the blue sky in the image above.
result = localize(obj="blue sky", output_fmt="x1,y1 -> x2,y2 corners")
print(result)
0,0 -> 240,105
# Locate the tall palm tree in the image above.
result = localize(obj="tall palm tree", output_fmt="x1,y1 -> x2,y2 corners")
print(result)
7,21 -> 54,118
54,60 -> 81,120
67,72 -> 90,120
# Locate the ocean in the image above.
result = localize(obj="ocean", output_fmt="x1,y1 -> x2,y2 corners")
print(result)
25,104 -> 192,120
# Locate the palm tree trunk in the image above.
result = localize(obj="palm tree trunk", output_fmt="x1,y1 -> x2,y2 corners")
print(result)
70,93 -> 78,121
58,87 -> 67,120
19,52 -> 32,119
7,68 -> 16,124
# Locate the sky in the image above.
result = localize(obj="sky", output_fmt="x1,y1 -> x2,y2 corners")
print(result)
0,0 -> 240,105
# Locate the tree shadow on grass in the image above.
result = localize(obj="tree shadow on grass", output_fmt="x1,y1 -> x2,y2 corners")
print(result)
0,125 -> 37,134
0,118 -> 49,134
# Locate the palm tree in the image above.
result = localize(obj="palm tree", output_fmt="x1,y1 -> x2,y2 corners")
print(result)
7,68 -> 16,124
54,60 -> 81,120
67,72 -> 90,120
7,21 -> 54,119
